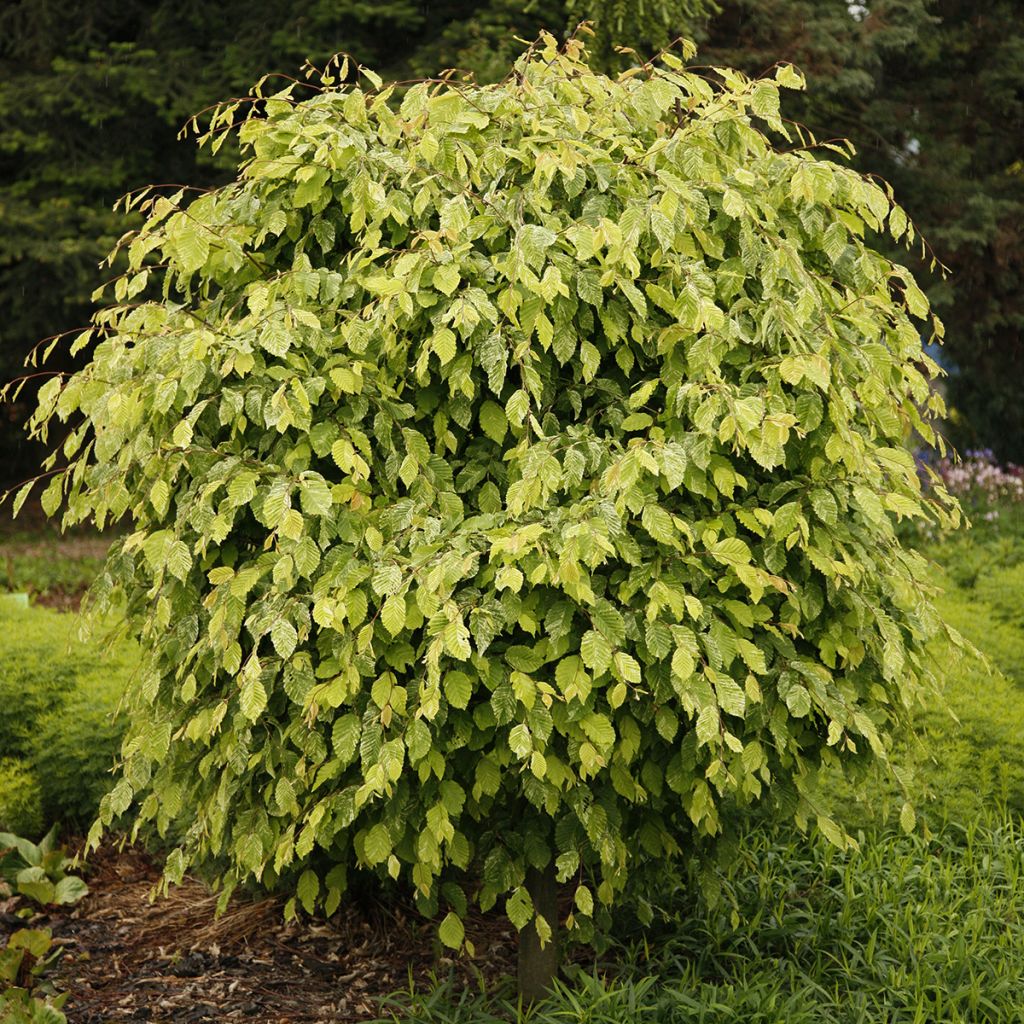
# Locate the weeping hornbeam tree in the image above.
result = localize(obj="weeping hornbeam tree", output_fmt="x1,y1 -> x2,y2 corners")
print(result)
16,30 -> 961,1000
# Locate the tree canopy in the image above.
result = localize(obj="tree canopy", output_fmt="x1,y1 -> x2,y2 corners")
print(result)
2,1 -> 1022,472
22,33 -> 958,982
698,0 -> 1024,460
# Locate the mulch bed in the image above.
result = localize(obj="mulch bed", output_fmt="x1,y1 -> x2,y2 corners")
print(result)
2,845 -> 521,1023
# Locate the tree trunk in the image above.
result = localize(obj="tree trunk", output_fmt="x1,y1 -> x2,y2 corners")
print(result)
517,859 -> 558,1003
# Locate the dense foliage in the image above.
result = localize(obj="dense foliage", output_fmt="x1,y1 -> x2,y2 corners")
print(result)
3,2 -> 1023,473
0,1 -> 714,478
698,0 -> 1024,461
387,813 -> 1024,1024
0,604 -> 132,833
21,31 -> 962,951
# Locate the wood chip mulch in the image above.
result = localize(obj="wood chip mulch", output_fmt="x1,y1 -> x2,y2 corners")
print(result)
1,844 -> 521,1023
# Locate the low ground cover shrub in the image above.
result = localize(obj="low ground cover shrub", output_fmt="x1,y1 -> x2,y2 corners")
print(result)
0,825 -> 89,909
0,762 -> 42,839
0,926 -> 69,1024
0,604 -> 135,833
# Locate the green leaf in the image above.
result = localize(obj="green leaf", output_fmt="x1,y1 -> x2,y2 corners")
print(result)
433,328 -> 457,364
16,870 -> 55,906
372,563 -> 403,596
574,885 -> 594,916
444,671 -> 473,710
240,676 -> 268,722
581,712 -> 615,748
166,540 -> 193,580
479,401 -> 508,444
580,630 -> 612,677
271,620 -> 298,660
297,869 -> 319,913
900,801 -> 917,834
176,222 -> 210,273
506,886 -> 533,930
381,593 -> 407,636
364,824 -> 391,865
438,911 -> 465,949
621,412 -> 653,431
8,928 -> 52,958
817,815 -> 847,850
433,264 -> 461,296
509,723 -> 532,758
710,538 -> 751,566
332,714 -> 361,763
671,647 -> 695,681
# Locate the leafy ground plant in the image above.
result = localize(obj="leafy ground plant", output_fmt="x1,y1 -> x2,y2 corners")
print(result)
0,827 -> 88,910
15,31 -> 959,996
0,928 -> 68,1024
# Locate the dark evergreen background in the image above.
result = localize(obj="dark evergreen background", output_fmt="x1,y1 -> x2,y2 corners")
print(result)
2,0 -> 1021,479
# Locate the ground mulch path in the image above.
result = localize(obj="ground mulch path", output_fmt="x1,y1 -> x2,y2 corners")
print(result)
3,845 -> 520,1023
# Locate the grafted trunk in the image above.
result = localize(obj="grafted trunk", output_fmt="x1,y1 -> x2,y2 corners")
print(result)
517,860 -> 559,1003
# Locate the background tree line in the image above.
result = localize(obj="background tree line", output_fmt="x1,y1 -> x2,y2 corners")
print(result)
1,0 -> 1021,480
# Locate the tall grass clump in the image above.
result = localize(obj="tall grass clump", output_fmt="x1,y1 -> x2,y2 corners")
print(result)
378,815 -> 1024,1024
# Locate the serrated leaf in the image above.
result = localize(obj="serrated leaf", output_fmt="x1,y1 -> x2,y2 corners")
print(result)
710,538 -> 751,566
166,540 -> 193,580
580,630 -> 612,677
506,885 -> 533,930
381,593 -> 407,636
433,264 -> 461,296
176,222 -> 210,273
363,823 -> 391,865
297,869 -> 319,913
479,401 -> 508,444
240,676 -> 268,722
817,815 -> 846,849
372,563 -> 403,596
271,620 -> 298,659
438,910 -> 465,949
900,801 -> 916,834
332,713 -> 361,763
444,671 -> 473,709
671,646 -> 695,680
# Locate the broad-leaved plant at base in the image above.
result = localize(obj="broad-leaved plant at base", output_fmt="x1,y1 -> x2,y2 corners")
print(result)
13,31 -> 960,995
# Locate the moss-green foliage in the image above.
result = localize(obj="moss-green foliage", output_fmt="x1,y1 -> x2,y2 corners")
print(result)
0,606 -> 79,759
26,35 -> 958,951
0,759 -> 44,839
31,669 -> 130,831
0,604 -> 135,830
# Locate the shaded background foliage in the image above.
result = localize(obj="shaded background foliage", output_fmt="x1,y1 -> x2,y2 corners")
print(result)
1,0 -> 1022,479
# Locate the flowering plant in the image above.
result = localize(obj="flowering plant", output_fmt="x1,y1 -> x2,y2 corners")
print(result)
933,450 -> 1024,521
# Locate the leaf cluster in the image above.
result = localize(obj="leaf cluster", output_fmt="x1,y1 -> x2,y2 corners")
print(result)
22,34 -> 958,946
